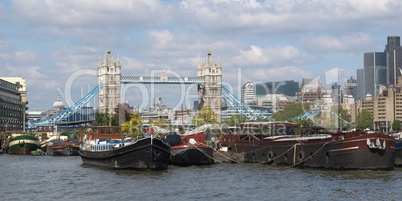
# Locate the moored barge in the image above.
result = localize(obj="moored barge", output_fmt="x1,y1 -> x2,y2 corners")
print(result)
220,122 -> 395,170
164,130 -> 215,166
78,126 -> 171,170
8,134 -> 40,155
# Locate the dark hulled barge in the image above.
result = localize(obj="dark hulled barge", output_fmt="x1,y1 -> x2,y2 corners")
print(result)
47,138 -> 80,156
220,122 -> 395,170
78,126 -> 171,170
163,130 -> 215,166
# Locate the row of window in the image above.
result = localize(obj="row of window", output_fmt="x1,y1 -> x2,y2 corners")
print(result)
0,95 -> 21,105
0,112 -> 22,118
0,80 -> 18,90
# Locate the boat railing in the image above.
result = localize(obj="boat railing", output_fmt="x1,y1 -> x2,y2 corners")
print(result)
80,143 -> 115,152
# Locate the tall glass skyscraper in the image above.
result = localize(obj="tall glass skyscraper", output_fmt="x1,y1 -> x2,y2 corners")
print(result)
384,36 -> 402,85
363,52 -> 387,97
255,80 -> 299,97
356,69 -> 365,100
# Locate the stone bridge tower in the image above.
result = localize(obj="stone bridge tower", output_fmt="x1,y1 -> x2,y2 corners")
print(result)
198,50 -> 222,122
98,49 -> 121,114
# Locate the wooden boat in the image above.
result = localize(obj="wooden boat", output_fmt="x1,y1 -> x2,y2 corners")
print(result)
78,126 -> 171,170
8,134 -> 40,155
46,138 -> 80,156
219,122 -> 395,170
163,131 -> 215,166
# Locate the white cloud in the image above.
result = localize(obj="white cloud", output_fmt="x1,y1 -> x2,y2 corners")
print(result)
148,30 -> 174,48
120,57 -> 145,73
300,34 -> 374,52
11,0 -> 174,28
1,0 -> 401,110
177,0 -> 402,39
14,50 -> 41,64
249,66 -> 314,82
232,45 -> 310,67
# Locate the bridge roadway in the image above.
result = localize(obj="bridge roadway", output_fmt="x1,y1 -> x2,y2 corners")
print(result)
120,76 -> 206,84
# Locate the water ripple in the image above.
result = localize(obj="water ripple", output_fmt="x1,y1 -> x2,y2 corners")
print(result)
1,155 -> 402,200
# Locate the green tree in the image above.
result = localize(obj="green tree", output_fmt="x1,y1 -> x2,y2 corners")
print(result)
94,110 -> 112,126
392,119 -> 401,132
178,125 -> 185,134
295,118 -> 315,127
331,104 -> 352,130
122,113 -> 143,139
150,118 -> 168,129
272,102 -> 313,122
192,107 -> 218,127
222,114 -> 247,126
356,109 -> 373,130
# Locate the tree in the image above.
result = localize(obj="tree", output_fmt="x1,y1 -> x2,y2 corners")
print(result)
122,113 -> 143,139
222,114 -> 247,126
295,118 -> 315,127
356,109 -> 373,130
150,118 -> 168,129
192,107 -> 218,127
272,102 -> 313,122
331,104 -> 352,130
94,110 -> 112,126
393,119 -> 401,132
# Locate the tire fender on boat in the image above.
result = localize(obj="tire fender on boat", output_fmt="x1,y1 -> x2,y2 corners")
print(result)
268,151 -> 275,161
298,150 -> 305,162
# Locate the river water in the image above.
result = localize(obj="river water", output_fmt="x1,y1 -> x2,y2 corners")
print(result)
0,154 -> 401,201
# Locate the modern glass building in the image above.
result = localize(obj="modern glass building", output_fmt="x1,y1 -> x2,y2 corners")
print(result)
384,36 -> 402,85
363,52 -> 387,97
255,80 -> 299,97
356,69 -> 365,100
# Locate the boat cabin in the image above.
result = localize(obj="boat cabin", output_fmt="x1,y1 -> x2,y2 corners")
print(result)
90,126 -> 122,140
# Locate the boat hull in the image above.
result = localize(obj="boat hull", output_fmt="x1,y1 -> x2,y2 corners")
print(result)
79,137 -> 171,170
394,141 -> 402,166
221,133 -> 395,170
46,140 -> 80,156
8,135 -> 40,155
171,145 -> 215,166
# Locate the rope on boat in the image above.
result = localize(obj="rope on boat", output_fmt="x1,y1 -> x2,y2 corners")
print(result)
286,141 -> 330,168
187,143 -> 242,164
261,144 -> 297,164
190,144 -> 219,163
213,150 -> 241,163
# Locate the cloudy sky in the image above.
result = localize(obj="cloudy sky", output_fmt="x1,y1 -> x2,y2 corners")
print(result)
1,0 -> 401,111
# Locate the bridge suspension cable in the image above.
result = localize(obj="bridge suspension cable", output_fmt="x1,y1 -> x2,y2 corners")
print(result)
330,110 -> 350,125
288,110 -> 321,122
221,85 -> 270,120
28,84 -> 103,128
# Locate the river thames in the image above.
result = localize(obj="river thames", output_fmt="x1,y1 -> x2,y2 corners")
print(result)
0,154 -> 401,201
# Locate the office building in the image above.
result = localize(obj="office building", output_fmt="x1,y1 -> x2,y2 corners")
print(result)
363,52 -> 386,97
384,36 -> 402,85
0,79 -> 24,132
255,80 -> 299,97
241,81 -> 256,105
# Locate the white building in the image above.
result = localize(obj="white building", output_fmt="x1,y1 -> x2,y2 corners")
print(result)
241,81 -> 256,105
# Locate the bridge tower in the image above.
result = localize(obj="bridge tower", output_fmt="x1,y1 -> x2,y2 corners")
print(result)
98,49 -> 121,114
197,50 -> 222,122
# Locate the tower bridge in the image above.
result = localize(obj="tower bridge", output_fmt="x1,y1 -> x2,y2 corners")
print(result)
98,49 -> 222,121
30,48 -> 276,129
120,76 -> 206,84
28,48 -> 270,128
